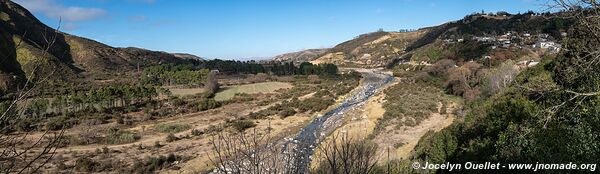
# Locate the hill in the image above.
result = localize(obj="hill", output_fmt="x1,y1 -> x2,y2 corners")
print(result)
401,11 -> 600,172
271,48 -> 329,63
311,30 -> 427,67
172,53 -> 205,61
310,12 -> 573,68
0,0 -> 199,93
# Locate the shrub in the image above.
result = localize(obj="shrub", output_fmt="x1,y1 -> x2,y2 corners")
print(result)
74,156 -> 100,172
196,98 -> 221,111
279,107 -> 297,118
191,129 -> 204,136
154,123 -> 191,133
204,125 -> 223,134
16,118 -> 37,132
312,135 -> 378,173
102,146 -> 110,154
428,59 -> 456,77
46,115 -> 78,131
445,66 -> 471,96
166,133 -> 179,142
170,97 -> 187,107
105,128 -> 141,144
440,101 -> 448,115
228,119 -> 256,132
131,154 -> 180,174
70,129 -> 103,145
297,97 -> 334,113
116,115 -> 125,124
125,105 -> 138,113
372,82 -> 444,136
231,93 -> 254,102
394,142 -> 406,149
413,130 -> 458,165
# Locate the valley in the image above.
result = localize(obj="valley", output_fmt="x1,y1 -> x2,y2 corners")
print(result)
2,0 -> 600,173
285,69 -> 393,173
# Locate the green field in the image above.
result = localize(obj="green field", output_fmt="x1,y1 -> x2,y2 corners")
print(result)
167,87 -> 205,97
214,82 -> 293,101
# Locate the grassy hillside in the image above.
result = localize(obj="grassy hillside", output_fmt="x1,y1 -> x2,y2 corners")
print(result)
309,12 -> 574,69
312,30 -> 427,67
272,48 -> 329,63
0,0 -> 199,94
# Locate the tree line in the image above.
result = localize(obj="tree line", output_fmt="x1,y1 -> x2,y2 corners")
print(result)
7,85 -> 161,119
141,64 -> 210,86
201,59 -> 266,74
269,62 -> 338,76
201,59 -> 338,76
141,60 -> 339,87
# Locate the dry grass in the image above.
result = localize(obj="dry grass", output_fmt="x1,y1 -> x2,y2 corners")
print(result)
313,77 -> 460,165
13,75 -> 357,173
214,82 -> 292,101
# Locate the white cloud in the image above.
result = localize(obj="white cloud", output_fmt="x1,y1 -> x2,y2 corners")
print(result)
13,0 -> 106,22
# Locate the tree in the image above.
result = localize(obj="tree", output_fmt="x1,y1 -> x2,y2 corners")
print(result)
321,63 -> 338,76
204,70 -> 220,96
299,62 -> 317,75
253,73 -> 269,82
25,98 -> 49,118
209,129 -> 292,174
409,2 -> 600,172
445,66 -> 471,96
428,59 -> 456,77
0,20 -> 65,173
487,60 -> 518,94
313,133 -> 380,174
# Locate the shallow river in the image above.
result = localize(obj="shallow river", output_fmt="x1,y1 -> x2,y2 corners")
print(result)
283,69 -> 394,173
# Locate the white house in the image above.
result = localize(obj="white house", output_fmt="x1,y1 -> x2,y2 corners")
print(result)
534,41 -> 558,49
501,40 -> 512,48
474,36 -> 495,42
533,41 -> 561,52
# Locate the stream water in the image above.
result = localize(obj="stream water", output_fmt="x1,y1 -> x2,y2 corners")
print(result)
283,70 -> 394,173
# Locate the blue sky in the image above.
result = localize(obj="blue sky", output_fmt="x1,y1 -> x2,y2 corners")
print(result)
14,0 -> 547,59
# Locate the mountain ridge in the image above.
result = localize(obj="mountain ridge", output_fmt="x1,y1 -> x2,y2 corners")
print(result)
310,30 -> 428,67
271,48 -> 329,63
0,0 -> 201,92
305,12 -> 572,68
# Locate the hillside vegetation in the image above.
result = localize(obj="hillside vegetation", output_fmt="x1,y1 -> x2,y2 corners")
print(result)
312,30 -> 427,67
382,8 -> 600,173
2,0 -> 598,172
306,11 -> 573,69
0,0 -> 198,94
